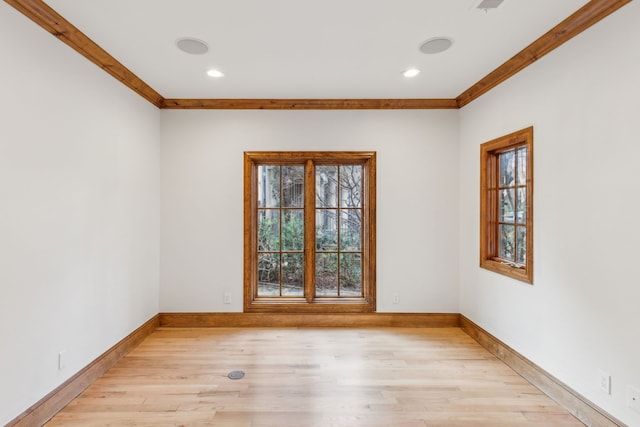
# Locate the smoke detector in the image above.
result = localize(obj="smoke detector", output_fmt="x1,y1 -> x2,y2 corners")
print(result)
475,0 -> 504,11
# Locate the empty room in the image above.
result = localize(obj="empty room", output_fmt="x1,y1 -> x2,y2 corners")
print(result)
1,0 -> 639,426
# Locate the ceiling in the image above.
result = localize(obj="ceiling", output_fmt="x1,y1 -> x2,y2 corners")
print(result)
41,0 -> 591,101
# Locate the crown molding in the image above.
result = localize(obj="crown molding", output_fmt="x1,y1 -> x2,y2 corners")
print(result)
457,0 -> 632,107
161,98 -> 459,110
4,0 -> 632,110
5,0 -> 164,108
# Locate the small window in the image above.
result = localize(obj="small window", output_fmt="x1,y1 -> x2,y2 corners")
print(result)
480,127 -> 533,284
244,152 -> 376,312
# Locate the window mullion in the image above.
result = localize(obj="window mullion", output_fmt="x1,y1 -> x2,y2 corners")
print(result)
279,166 -> 283,297
492,158 -> 499,258
336,166 -> 341,297
360,168 -> 365,298
513,150 -> 520,266
304,159 -> 315,303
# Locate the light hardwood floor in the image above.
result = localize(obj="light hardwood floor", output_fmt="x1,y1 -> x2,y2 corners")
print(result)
46,327 -> 584,426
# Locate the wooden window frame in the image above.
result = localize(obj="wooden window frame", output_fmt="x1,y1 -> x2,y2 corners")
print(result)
480,127 -> 533,284
244,151 -> 376,312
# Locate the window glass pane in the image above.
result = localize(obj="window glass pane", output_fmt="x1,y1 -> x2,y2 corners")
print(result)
516,147 -> 527,186
282,166 -> 304,208
499,224 -> 515,261
516,188 -> 526,224
499,189 -> 515,223
282,210 -> 304,251
340,209 -> 361,251
499,150 -> 515,187
340,165 -> 362,208
257,253 -> 280,296
258,209 -> 280,251
340,253 -> 362,296
316,166 -> 338,208
516,226 -> 527,265
316,253 -> 338,296
316,209 -> 338,251
258,165 -> 280,208
282,253 -> 303,296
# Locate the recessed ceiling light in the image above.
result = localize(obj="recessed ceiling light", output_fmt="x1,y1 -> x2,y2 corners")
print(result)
176,38 -> 209,55
207,68 -> 225,78
419,37 -> 453,55
403,68 -> 421,78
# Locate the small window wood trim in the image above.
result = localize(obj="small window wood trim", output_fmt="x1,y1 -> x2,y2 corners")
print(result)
480,127 -> 533,284
244,151 -> 376,312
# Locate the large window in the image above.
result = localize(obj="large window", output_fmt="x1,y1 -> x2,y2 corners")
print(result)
480,127 -> 533,284
244,152 -> 376,312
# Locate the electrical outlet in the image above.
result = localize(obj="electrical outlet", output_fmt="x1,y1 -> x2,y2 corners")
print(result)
392,293 -> 399,304
598,370 -> 611,394
223,292 -> 231,304
58,350 -> 67,371
628,386 -> 640,413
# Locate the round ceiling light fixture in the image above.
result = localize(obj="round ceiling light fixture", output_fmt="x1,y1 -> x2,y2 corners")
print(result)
419,37 -> 453,55
402,68 -> 421,78
176,37 -> 209,55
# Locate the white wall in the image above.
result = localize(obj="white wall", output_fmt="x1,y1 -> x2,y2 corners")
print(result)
160,109 -> 459,313
4,0 -> 638,424
459,2 -> 640,425
0,4 -> 161,425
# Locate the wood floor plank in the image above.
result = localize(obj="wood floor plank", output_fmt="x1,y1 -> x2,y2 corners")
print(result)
45,327 -> 584,426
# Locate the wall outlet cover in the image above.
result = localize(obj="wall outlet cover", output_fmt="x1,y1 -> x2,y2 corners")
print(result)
598,370 -> 611,394
58,350 -> 67,371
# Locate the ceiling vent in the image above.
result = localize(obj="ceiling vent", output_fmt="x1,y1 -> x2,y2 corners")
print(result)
475,0 -> 504,11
